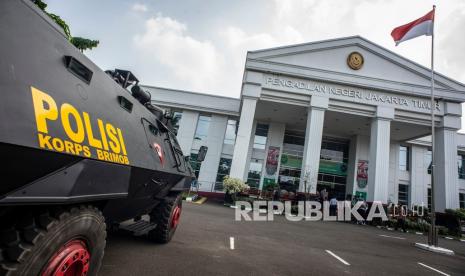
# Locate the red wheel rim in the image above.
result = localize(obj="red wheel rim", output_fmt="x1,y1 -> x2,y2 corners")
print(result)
171,205 -> 182,229
42,239 -> 90,276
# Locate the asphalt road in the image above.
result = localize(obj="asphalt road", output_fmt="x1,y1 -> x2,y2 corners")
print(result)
101,202 -> 465,276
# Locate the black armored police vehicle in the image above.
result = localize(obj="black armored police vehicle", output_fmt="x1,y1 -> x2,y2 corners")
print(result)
0,1 -> 205,275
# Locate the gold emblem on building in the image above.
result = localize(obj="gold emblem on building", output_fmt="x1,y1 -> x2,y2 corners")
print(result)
347,52 -> 364,70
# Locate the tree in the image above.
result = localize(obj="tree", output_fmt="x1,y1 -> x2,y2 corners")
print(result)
71,37 -> 99,52
34,0 -> 99,52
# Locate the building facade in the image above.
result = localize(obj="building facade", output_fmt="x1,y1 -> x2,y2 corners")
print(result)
144,36 -> 465,211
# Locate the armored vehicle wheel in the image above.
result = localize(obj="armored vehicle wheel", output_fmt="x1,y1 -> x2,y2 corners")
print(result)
147,193 -> 182,243
0,205 -> 106,276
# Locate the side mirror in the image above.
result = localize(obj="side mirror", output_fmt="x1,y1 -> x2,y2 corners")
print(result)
197,146 -> 208,162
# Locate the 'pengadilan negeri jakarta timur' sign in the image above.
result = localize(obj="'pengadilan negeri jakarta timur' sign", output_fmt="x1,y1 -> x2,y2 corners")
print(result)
263,75 -> 442,114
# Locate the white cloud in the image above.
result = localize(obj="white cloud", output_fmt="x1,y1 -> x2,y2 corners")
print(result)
130,0 -> 464,100
132,3 -> 148,13
437,4 -> 465,85
133,14 -> 223,92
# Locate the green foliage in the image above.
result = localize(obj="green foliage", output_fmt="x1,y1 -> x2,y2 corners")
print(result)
70,37 -> 99,52
437,226 -> 449,236
404,219 -> 430,233
445,208 -> 465,220
222,176 -> 248,194
34,0 -> 98,52
34,0 -> 47,11
48,13 -> 72,39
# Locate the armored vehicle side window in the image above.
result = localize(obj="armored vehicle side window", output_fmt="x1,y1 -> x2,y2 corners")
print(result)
64,56 -> 93,84
118,96 -> 133,112
149,124 -> 159,136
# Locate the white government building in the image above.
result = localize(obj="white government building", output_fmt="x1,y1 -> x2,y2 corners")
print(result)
144,36 -> 465,211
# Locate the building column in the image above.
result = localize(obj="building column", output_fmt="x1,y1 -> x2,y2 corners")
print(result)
346,136 -> 358,199
410,145 -> 428,206
300,96 -> 328,193
260,122 -> 285,189
197,115 -> 228,192
367,106 -> 394,203
230,97 -> 258,181
388,142 -> 400,204
434,123 -> 460,211
433,104 -> 462,211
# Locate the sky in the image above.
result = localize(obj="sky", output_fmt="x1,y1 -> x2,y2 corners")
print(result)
46,0 -> 465,129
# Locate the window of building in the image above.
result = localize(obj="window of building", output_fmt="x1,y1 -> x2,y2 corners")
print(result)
247,160 -> 263,188
215,157 -> 232,191
458,154 -> 465,179
194,115 -> 211,141
279,130 -> 305,192
317,137 -> 350,200
189,152 -> 201,178
398,184 -> 409,206
223,119 -> 237,145
426,150 -> 432,174
460,193 -> 465,209
427,188 -> 432,211
283,130 -> 305,146
172,111 -> 182,133
399,146 -> 409,171
253,123 -> 269,150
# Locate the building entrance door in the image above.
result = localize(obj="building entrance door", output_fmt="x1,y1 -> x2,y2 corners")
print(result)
277,129 -> 349,199
278,130 -> 304,193
317,137 -> 349,200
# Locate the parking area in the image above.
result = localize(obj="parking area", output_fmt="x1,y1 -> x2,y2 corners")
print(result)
101,202 -> 465,276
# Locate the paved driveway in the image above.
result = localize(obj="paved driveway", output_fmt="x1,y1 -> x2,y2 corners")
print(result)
101,202 -> 465,276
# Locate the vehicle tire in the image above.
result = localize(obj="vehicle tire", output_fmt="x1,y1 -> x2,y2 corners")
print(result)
147,193 -> 182,244
0,205 -> 106,276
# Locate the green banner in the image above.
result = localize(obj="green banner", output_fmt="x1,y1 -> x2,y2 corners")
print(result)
281,154 -> 347,176
318,160 -> 347,176
280,154 -> 302,169
263,178 -> 277,190
355,191 -> 367,200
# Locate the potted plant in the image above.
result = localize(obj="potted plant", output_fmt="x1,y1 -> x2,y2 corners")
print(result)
222,176 -> 248,206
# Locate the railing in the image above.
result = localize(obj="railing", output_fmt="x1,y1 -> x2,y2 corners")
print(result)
190,181 -> 224,193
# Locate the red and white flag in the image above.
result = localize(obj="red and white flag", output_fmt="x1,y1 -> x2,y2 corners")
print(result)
391,9 -> 435,46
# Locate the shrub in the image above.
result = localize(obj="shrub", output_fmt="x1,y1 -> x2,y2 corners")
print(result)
445,208 -> 465,220
437,226 -> 449,236
223,176 -> 249,194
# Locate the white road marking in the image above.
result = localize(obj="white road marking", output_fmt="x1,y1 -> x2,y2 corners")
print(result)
379,234 -> 406,240
418,262 -> 450,276
230,237 -> 235,250
325,250 -> 350,266
444,237 -> 453,240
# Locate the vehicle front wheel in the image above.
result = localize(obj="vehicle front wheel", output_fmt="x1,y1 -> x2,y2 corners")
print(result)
147,193 -> 182,243
0,205 -> 106,276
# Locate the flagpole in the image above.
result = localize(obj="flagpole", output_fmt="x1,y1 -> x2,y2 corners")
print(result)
428,4 -> 437,247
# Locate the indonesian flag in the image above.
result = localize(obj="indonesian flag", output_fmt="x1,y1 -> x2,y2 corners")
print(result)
391,9 -> 435,45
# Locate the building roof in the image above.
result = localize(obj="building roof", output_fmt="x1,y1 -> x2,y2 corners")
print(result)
408,133 -> 465,150
245,36 -> 465,102
143,85 -> 240,116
